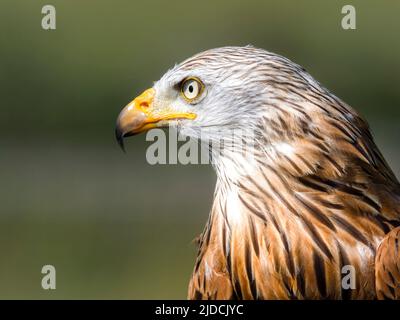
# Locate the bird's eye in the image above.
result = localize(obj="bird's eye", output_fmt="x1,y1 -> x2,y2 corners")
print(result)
180,78 -> 204,102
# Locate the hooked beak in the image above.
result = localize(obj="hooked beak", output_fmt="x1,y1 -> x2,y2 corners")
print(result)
115,88 -> 196,151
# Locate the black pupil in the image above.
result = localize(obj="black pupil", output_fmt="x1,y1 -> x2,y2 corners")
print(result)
188,85 -> 193,93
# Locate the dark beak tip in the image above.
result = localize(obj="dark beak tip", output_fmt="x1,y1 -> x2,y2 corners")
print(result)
115,127 -> 126,153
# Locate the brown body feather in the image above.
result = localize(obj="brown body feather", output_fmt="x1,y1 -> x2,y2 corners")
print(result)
116,46 -> 400,300
189,116 -> 400,299
186,49 -> 400,299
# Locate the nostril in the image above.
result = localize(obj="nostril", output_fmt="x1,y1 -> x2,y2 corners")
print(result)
140,101 -> 149,108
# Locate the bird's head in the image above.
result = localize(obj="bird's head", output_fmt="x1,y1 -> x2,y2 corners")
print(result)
116,46 -> 355,180
115,46 -> 283,152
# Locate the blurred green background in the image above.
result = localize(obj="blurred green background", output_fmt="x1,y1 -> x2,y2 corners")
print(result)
0,0 -> 399,299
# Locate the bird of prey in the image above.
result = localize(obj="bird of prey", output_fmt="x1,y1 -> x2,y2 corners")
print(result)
115,46 -> 400,299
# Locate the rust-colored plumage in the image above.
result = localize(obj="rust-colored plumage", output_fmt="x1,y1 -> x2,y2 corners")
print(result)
116,46 -> 400,299
376,227 -> 400,299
